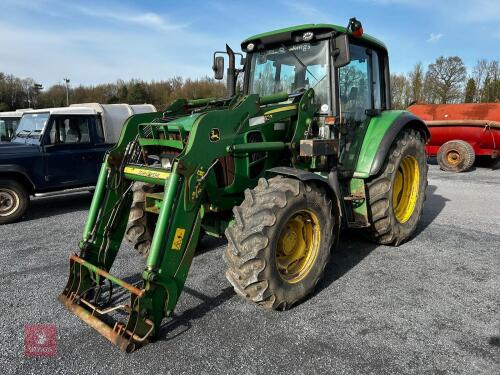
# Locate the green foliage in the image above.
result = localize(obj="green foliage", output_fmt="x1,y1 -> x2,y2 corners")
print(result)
464,78 -> 476,103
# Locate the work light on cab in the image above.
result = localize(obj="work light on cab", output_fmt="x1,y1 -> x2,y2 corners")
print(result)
348,17 -> 364,38
302,31 -> 314,41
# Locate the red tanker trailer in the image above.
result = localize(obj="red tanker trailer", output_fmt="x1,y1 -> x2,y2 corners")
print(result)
408,103 -> 500,172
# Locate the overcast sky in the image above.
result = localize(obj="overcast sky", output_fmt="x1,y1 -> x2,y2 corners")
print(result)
1,0 -> 499,88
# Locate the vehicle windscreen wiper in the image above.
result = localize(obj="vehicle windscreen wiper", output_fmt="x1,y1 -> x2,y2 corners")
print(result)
281,43 -> 320,83
16,130 -> 32,138
312,73 -> 328,90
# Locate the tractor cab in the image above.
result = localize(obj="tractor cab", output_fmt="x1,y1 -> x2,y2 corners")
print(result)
212,20 -> 392,175
215,19 -> 390,138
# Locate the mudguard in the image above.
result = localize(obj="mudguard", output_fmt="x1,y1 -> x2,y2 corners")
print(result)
267,166 -> 343,219
0,164 -> 35,190
353,111 -> 429,178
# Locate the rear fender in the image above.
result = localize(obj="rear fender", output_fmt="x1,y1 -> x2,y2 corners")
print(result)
354,111 -> 429,178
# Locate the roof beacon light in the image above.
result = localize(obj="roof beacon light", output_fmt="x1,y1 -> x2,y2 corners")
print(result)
347,17 -> 363,38
246,43 -> 255,52
302,31 -> 314,42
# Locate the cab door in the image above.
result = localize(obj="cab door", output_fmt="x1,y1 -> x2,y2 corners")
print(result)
43,115 -> 97,188
337,43 -> 384,172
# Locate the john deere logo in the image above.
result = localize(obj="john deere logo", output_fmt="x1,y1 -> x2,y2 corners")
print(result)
209,128 -> 221,142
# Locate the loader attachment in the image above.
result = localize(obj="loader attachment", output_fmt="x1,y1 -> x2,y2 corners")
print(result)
58,109 -> 206,352
58,91 -> 302,351
58,255 -> 154,352
58,162 -> 204,351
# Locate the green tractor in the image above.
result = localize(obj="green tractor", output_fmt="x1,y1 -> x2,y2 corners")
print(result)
59,18 -> 429,351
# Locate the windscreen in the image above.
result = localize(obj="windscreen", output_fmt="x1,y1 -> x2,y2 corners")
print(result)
248,40 -> 331,113
14,112 -> 50,141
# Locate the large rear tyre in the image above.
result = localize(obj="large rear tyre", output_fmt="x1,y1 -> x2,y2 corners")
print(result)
366,129 -> 428,246
437,140 -> 475,172
125,182 -> 155,256
224,176 -> 338,310
0,179 -> 29,225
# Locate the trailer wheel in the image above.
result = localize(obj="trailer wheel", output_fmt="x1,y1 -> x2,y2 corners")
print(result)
0,179 -> 29,225
224,176 -> 338,310
366,129 -> 428,245
437,140 -> 475,172
125,182 -> 155,256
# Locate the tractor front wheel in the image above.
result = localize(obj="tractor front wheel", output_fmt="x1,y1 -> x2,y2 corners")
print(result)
366,129 -> 428,245
125,182 -> 155,256
224,176 -> 338,310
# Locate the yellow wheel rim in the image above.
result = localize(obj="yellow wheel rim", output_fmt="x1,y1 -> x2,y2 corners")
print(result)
276,210 -> 321,284
392,155 -> 420,224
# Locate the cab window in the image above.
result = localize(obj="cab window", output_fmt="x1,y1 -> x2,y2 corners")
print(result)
48,116 -> 91,144
339,44 -> 382,124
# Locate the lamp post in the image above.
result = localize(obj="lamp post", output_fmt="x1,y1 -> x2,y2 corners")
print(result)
33,83 -> 43,108
63,78 -> 70,106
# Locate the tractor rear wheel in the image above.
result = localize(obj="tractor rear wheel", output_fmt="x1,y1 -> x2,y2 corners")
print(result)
437,140 -> 475,172
366,129 -> 427,245
224,176 -> 338,310
125,182 -> 155,256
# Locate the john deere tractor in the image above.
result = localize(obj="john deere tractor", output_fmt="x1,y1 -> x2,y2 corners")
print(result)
59,18 -> 429,351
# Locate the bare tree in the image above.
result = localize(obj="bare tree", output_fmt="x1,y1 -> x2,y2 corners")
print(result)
408,63 -> 424,104
425,56 -> 467,104
472,59 -> 490,102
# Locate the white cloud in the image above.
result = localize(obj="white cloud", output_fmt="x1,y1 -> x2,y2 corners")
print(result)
75,6 -> 190,32
427,33 -> 444,43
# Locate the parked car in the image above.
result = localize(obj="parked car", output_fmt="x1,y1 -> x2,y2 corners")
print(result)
408,103 -> 500,172
0,103 -> 156,224
0,109 -> 32,142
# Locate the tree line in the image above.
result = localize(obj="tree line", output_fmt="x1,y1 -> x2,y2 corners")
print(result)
1,55 -> 499,112
0,74 -> 226,112
391,57 -> 499,109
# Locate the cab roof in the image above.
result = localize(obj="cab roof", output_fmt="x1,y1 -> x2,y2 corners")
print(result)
243,23 -> 386,50
23,107 -> 97,116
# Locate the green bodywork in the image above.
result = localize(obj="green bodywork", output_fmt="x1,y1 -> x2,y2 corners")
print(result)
59,22 -> 426,351
243,23 -> 387,50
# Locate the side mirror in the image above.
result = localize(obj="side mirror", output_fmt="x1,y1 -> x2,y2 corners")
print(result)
333,34 -> 350,68
213,56 -> 224,80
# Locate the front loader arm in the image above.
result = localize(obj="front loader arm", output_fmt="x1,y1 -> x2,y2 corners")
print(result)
59,94 -> 268,351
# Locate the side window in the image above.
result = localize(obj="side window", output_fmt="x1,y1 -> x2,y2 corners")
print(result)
0,120 -> 6,140
48,116 -> 91,144
95,116 -> 105,144
339,44 -> 382,123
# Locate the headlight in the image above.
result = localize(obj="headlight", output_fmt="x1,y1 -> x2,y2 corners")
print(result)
161,157 -> 172,170
246,42 -> 255,51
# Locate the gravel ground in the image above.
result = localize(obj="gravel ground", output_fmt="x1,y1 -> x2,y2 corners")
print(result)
0,163 -> 498,374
